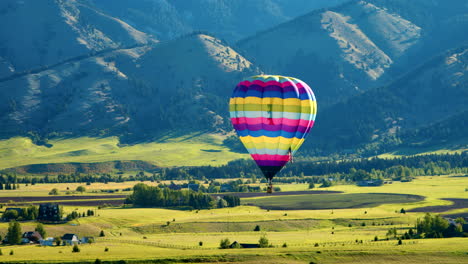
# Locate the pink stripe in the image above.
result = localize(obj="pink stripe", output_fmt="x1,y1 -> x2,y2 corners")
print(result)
231,117 -> 313,127
240,80 -> 305,89
252,154 -> 291,162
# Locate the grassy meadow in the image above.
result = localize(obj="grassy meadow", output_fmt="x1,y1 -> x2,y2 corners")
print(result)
0,135 -> 248,170
0,175 -> 465,263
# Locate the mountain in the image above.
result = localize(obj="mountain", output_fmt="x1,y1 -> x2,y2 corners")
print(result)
303,46 -> 468,155
0,0 -> 155,78
90,0 -> 349,42
238,0 -> 468,108
0,33 -> 259,141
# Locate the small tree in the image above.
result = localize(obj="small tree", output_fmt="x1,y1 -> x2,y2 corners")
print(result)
6,221 -> 22,245
104,247 -> 109,252
35,223 -> 46,238
258,236 -> 269,248
199,241 -> 203,246
282,242 -> 288,248
95,259 -> 102,264
9,250 -> 13,255
99,230 -> 105,237
76,186 -> 86,193
55,237 -> 62,246
254,225 -> 261,231
49,188 -> 59,195
374,236 -> 378,241
400,208 -> 406,214
0,249 -> 3,255
219,238 -> 230,249
397,238 -> 402,245
72,244 -> 80,252
308,182 -> 315,189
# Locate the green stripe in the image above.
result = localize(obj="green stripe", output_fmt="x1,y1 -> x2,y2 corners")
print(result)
230,104 -> 311,113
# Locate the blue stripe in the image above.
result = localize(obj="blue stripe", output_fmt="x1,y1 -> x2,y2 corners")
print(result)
230,111 -> 315,120
236,129 -> 305,139
232,90 -> 312,100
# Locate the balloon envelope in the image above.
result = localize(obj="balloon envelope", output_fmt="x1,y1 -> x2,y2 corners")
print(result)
229,75 -> 317,180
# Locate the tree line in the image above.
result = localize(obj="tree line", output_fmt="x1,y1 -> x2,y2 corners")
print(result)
125,183 -> 240,209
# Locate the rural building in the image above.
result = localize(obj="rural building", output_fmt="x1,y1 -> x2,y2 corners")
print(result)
38,204 -> 61,221
22,231 -> 42,243
40,237 -> 55,246
62,234 -> 79,245
357,180 -> 383,186
230,241 -> 259,248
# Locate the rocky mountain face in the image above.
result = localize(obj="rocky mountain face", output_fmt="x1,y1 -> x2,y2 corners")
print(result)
0,32 -> 259,140
0,0 -> 154,78
238,0 -> 468,108
90,0 -> 348,42
303,46 -> 468,154
0,0 -> 467,155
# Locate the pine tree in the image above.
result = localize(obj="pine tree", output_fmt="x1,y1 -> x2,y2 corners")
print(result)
6,222 -> 21,245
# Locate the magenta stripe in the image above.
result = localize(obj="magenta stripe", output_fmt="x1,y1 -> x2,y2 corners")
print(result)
233,123 -> 309,133
255,160 -> 289,167
240,80 -> 306,89
231,117 -> 313,127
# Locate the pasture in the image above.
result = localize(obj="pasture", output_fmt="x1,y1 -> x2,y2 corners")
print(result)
0,175 -> 465,263
0,135 -> 248,170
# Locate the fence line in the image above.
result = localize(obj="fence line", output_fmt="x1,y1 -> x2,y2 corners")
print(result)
98,237 -> 419,250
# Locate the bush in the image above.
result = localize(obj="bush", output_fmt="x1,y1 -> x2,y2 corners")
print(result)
258,236 -> 269,248
219,238 -> 231,249
55,237 -> 62,246
199,241 -> 203,246
99,230 -> 105,237
254,225 -> 261,231
374,236 -> 378,241
282,242 -> 288,248
76,186 -> 86,193
104,247 -> 109,252
49,188 -> 59,195
314,243 -> 319,247
398,238 -> 402,245
95,259 -> 102,264
72,245 -> 80,253
9,250 -> 13,255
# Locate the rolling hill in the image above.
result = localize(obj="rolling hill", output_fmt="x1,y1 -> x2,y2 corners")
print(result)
302,45 -> 468,155
238,0 -> 468,108
90,0 -> 349,42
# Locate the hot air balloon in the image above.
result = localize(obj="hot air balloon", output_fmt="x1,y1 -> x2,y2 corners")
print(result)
229,75 -> 317,193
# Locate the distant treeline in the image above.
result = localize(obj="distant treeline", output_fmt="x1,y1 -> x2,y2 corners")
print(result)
161,152 -> 468,180
1,153 -> 466,186
125,183 -> 240,209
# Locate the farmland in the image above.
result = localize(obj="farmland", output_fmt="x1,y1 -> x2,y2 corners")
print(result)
0,175 -> 465,263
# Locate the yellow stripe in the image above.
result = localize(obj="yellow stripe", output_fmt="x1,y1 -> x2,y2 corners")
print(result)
240,136 -> 305,151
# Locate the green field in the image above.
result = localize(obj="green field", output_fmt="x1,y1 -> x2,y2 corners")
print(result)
0,135 -> 248,170
242,193 -> 424,210
0,175 -> 466,263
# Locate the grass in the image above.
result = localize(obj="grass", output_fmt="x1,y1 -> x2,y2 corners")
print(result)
242,193 -> 424,210
0,134 -> 248,170
0,176 -> 465,263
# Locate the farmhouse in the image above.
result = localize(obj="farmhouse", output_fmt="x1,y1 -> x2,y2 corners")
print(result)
22,231 -> 42,243
40,237 -> 55,246
62,233 -> 79,245
38,203 -> 61,221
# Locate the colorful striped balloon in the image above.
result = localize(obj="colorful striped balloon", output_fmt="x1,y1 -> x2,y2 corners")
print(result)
229,75 -> 317,181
